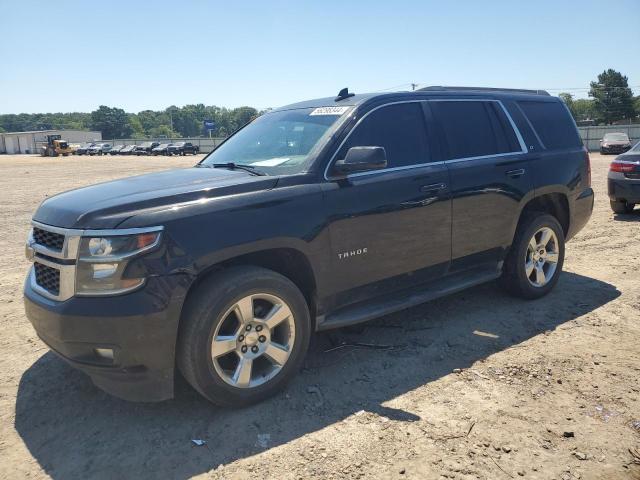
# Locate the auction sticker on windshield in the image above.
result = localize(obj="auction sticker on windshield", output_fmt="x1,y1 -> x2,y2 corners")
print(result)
309,106 -> 350,116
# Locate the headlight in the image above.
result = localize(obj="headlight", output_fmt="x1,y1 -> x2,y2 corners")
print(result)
76,228 -> 162,295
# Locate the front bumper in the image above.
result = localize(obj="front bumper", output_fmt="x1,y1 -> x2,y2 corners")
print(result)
601,145 -> 632,154
24,274 -> 190,402
608,172 -> 640,203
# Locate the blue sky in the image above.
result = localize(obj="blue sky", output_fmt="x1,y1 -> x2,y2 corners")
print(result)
2,0 -> 639,114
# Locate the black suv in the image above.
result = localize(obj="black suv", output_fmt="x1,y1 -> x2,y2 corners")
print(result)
133,142 -> 160,155
24,87 -> 593,406
168,142 -> 200,156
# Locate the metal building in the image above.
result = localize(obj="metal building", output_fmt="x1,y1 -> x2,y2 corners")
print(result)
0,130 -> 102,154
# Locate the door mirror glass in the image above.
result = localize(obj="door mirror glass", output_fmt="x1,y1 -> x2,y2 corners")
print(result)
334,146 -> 387,175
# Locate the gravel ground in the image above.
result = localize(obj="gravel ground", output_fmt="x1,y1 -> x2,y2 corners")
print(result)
0,153 -> 638,480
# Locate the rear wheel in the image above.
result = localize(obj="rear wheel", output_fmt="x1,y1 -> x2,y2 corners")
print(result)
610,199 -> 635,214
177,266 -> 311,407
501,213 -> 565,299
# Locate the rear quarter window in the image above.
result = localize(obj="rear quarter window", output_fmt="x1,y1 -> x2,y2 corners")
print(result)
517,100 -> 582,150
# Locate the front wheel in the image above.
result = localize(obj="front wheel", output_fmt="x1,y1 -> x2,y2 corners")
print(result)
501,213 -> 565,299
610,199 -> 635,214
177,266 -> 311,407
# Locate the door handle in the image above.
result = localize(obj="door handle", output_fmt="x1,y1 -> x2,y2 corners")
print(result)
420,183 -> 447,193
505,168 -> 525,178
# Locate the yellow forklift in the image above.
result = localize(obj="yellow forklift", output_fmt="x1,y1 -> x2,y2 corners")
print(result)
40,135 -> 75,157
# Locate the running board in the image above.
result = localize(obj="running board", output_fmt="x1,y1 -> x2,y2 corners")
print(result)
317,268 -> 501,331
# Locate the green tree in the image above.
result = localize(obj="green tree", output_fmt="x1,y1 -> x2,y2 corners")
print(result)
149,125 -> 178,138
90,106 -> 133,139
573,99 -> 595,122
589,69 -> 635,124
127,114 -> 146,138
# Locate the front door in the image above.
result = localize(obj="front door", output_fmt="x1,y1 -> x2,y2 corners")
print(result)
323,102 -> 452,307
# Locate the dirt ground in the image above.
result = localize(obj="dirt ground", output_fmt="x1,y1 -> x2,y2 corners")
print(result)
0,153 -> 638,480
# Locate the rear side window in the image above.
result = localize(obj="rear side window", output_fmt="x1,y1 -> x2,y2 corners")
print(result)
517,100 -> 582,150
338,102 -> 430,168
430,100 -> 522,160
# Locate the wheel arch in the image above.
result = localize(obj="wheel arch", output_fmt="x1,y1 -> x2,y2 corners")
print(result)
181,244 -> 319,326
516,191 -> 570,238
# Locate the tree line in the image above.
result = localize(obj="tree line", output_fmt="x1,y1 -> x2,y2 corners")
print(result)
0,69 -> 638,137
0,104 -> 261,139
559,69 -> 640,125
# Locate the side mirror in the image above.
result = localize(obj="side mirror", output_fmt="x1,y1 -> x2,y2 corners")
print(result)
333,146 -> 387,175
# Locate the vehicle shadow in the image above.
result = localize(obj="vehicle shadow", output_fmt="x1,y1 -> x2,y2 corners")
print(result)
15,272 -> 619,479
612,209 -> 640,221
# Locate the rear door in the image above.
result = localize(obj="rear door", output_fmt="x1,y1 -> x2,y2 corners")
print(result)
429,99 -> 530,272
323,101 -> 451,306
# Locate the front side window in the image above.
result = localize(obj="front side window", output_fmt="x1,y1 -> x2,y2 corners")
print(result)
202,107 -> 349,175
337,102 -> 430,168
430,100 -> 521,160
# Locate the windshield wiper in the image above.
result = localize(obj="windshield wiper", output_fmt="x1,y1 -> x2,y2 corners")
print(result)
200,162 -> 267,176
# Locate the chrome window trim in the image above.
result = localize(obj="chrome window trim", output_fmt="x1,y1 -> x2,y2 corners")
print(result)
335,161 -> 446,179
26,223 -> 164,302
323,98 -> 528,180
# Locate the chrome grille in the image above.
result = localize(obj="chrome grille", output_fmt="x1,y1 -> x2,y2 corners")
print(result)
34,262 -> 61,296
33,227 -> 65,251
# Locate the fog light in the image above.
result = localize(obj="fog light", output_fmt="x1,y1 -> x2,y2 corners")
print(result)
94,348 -> 114,360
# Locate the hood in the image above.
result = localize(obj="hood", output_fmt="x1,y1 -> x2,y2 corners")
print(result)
33,167 -> 278,229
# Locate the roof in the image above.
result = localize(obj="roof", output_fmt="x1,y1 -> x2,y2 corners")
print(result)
274,86 -> 556,112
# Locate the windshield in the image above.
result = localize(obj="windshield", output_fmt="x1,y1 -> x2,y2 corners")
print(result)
201,107 -> 350,175
631,141 -> 640,152
604,133 -> 629,142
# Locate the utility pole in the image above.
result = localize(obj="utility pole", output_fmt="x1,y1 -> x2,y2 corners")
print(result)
411,83 -> 418,91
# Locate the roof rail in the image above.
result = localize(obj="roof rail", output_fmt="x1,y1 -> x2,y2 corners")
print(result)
418,86 -> 550,96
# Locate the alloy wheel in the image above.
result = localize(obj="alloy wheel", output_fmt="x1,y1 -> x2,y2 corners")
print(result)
525,227 -> 560,287
210,293 -> 296,388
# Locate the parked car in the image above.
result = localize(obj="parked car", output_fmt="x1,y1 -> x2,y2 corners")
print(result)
87,143 -> 112,155
109,145 -> 125,155
133,142 -> 160,155
24,86 -> 593,407
151,143 -> 171,156
168,142 -> 200,156
608,141 -> 640,214
600,132 -> 632,155
75,143 -> 95,155
119,145 -> 137,155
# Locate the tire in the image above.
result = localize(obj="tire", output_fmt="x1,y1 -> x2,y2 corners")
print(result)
177,266 -> 311,407
500,212 -> 565,299
610,199 -> 635,214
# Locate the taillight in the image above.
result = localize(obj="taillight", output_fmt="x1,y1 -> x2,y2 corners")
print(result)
610,161 -> 637,173
583,148 -> 591,186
